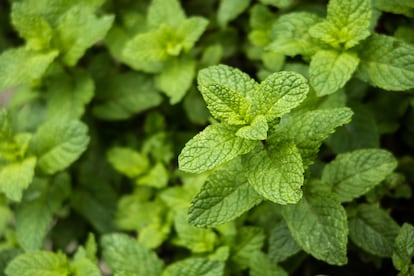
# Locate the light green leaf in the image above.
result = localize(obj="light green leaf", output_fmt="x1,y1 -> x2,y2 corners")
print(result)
137,162 -> 169,188
107,147 -> 149,178
93,72 -> 162,120
70,258 -> 100,276
322,149 -> 397,202
357,34 -> 414,91
268,12 -> 322,57
147,0 -> 186,28
271,107 -> 353,166
236,115 -> 268,140
155,55 -> 195,104
173,211 -> 217,253
375,0 -> 414,18
309,0 -> 371,49
178,17 -> 209,51
249,252 -> 288,276
198,65 -> 253,124
11,4 -> 53,50
281,192 -> 348,265
54,6 -> 114,66
5,251 -> 69,276
217,0 -> 251,27
178,124 -> 258,173
162,258 -> 225,276
188,158 -> 262,227
309,50 -> 360,96
243,142 -> 304,204
349,204 -> 400,257
231,227 -> 265,270
101,233 -> 164,276
393,223 -> 414,272
268,220 -> 301,263
0,157 -> 36,202
46,70 -> 94,119
252,71 -> 309,120
0,48 -> 58,90
31,119 -> 89,175
122,30 -> 166,72
248,4 -> 276,46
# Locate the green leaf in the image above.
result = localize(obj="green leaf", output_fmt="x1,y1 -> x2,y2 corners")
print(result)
70,258 -> 100,276
267,12 -> 322,57
249,252 -> 288,276
349,204 -> 400,257
93,72 -> 162,120
322,149 -> 397,202
357,34 -> 414,91
31,119 -> 89,175
173,211 -> 217,253
177,17 -> 209,51
236,115 -> 268,140
231,227 -> 265,270
309,0 -> 371,49
393,223 -> 414,272
217,0 -> 251,27
147,0 -> 186,28
0,157 -> 36,202
309,50 -> 360,96
0,48 -> 58,90
162,258 -> 225,276
178,124 -> 258,173
137,162 -> 169,188
5,251 -> 69,276
281,192 -> 348,265
101,233 -> 164,276
251,71 -> 309,120
107,147 -> 149,178
11,4 -> 53,50
243,142 -> 304,204
54,6 -> 114,66
268,220 -> 301,263
271,107 -> 353,166
155,55 -> 195,104
188,158 -> 262,227
375,0 -> 414,18
198,65 -> 253,124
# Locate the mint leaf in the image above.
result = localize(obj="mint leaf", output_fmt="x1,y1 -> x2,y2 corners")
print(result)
178,124 -> 257,173
252,71 -> 309,120
155,55 -> 196,104
243,142 -> 304,205
0,157 -> 36,202
31,119 -> 89,175
101,233 -> 164,276
281,192 -> 348,265
11,4 -> 52,50
268,12 -> 322,57
5,251 -> 69,276
322,149 -> 397,202
357,34 -> 414,91
349,204 -> 400,257
137,162 -> 169,189
147,0 -> 186,28
93,72 -> 162,120
0,48 -> 58,90
173,211 -> 217,253
393,223 -> 414,273
236,115 -> 268,140
272,107 -> 353,166
309,50 -> 360,96
188,158 -> 262,227
249,252 -> 288,276
309,0 -> 371,49
177,17 -> 209,52
106,147 -> 149,178
162,258 -> 225,276
268,220 -> 301,263
54,6 -> 114,66
217,0 -> 251,27
70,258 -> 100,276
375,0 -> 414,17
198,65 -> 252,124
231,227 -> 265,270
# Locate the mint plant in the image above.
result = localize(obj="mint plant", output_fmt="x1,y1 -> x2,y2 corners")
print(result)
0,0 -> 414,275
